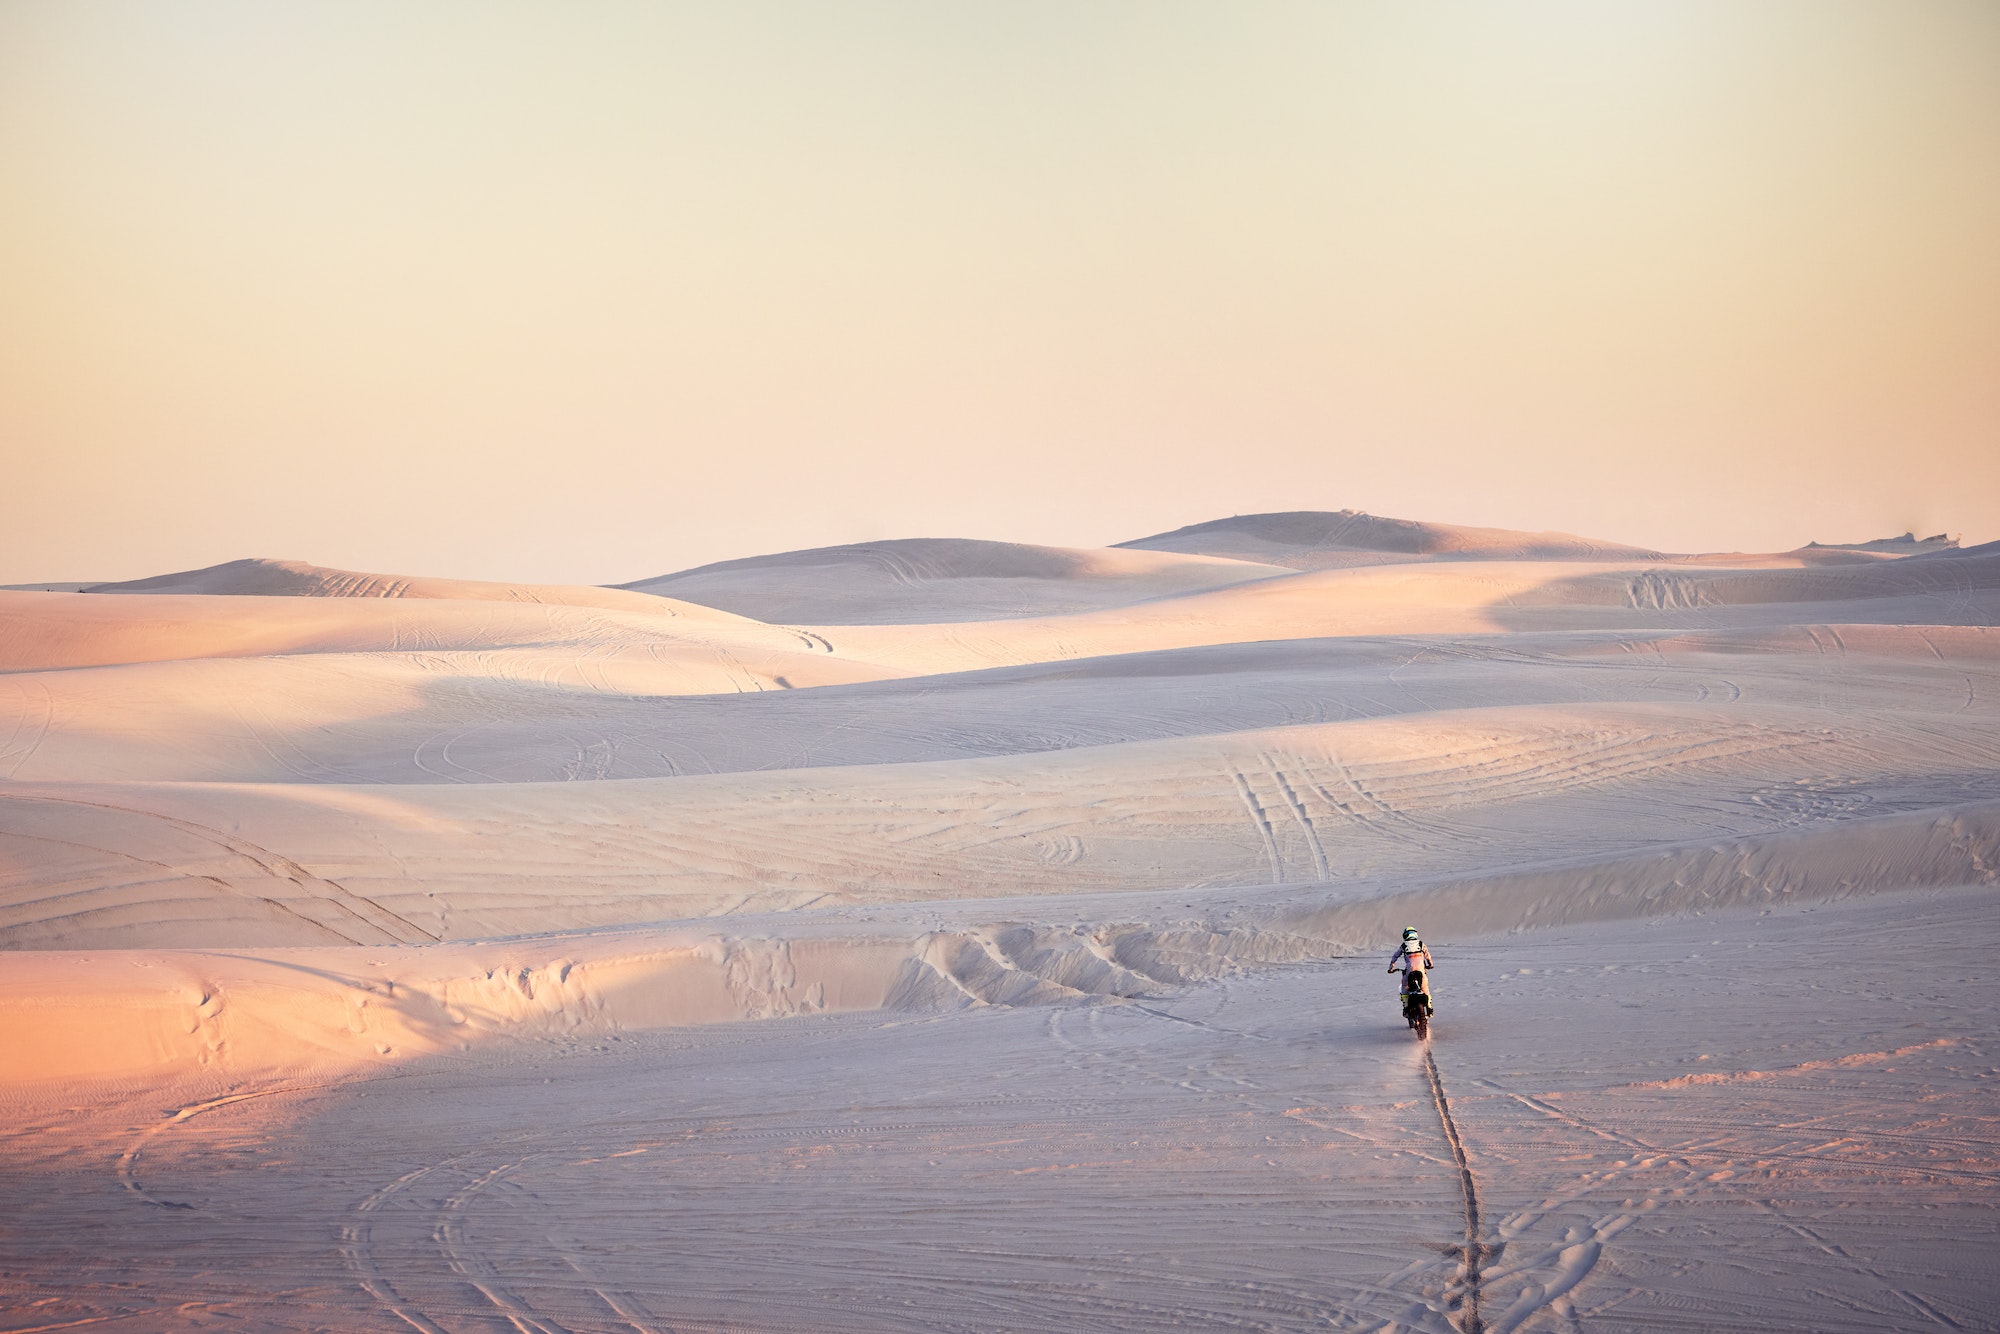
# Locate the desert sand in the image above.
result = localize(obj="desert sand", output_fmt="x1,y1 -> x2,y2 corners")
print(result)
2,511 -> 1996,1332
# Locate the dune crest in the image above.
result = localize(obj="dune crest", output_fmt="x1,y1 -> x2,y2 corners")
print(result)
617,536 -> 1289,624
82,556 -> 688,615
1118,508 -> 1667,569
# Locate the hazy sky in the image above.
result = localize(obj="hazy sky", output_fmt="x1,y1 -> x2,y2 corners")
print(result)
5,1 -> 1997,583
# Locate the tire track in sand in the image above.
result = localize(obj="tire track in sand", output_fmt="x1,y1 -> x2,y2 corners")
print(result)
0,790 -> 437,945
1263,753 -> 1331,882
1485,1078 -> 1965,1331
1230,769 -> 1284,883
119,1083 -> 331,1211
1424,1049 -> 1499,1334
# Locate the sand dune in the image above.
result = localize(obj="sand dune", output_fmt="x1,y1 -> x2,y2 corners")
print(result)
3,623 -> 1989,785
7,803 -> 1996,1087
1118,509 -> 1666,568
0,588 -> 901,689
813,544 -> 2000,675
5,685 -> 1996,946
3,535 -> 1996,953
618,536 -> 1291,623
6,890 -> 1994,1332
4,516 -> 1997,1331
1797,530 -> 1960,557
84,556 -> 683,613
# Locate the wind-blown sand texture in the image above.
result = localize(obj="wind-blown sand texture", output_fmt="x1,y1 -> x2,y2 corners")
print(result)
2,512 -> 1996,1332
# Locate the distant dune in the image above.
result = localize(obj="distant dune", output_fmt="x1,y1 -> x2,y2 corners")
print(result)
617,536 -> 1290,624
1801,531 -> 1959,555
1117,509 -> 1666,569
0,586 -> 898,685
808,543 -> 2000,677
82,557 -> 684,615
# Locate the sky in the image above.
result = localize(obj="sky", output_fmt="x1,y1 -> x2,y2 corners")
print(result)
3,0 -> 1997,584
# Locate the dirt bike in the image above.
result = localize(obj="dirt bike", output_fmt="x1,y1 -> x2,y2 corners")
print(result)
1396,968 -> 1433,1039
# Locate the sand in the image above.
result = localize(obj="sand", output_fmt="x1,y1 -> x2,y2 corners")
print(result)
1,511 -> 1995,1331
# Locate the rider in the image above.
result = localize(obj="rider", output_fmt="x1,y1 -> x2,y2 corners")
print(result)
1387,927 -> 1435,1003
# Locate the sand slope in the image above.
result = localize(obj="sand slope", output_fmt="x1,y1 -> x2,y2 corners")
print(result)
85,556 -> 682,613
2,516 -> 1997,1331
812,545 -> 2000,675
3,889 -> 1994,1332
2,536 -> 1995,953
5,696 -> 1997,948
1,623 -> 1988,785
1118,509 -> 1666,568
0,587 -> 900,685
619,536 -> 1291,623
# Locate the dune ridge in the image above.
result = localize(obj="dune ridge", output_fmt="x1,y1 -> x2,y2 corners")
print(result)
7,798 -> 1992,1087
83,556 -> 682,613
1117,509 -> 1668,568
616,536 -> 1291,624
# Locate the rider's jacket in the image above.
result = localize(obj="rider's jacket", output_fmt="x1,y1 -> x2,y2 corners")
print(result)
1388,942 -> 1434,973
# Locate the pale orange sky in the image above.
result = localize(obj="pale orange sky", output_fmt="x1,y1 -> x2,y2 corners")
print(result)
4,1 -> 1997,584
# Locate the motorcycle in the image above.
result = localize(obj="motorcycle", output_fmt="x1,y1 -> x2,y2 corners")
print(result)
1397,968 -> 1433,1039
